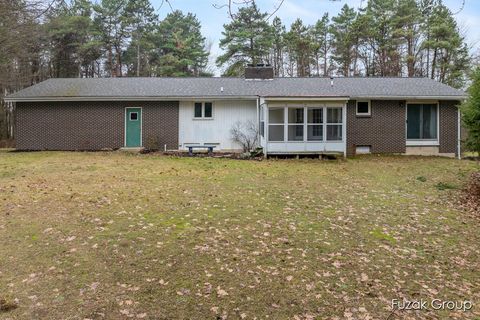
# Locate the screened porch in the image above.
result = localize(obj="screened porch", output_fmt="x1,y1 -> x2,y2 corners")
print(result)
259,100 -> 347,156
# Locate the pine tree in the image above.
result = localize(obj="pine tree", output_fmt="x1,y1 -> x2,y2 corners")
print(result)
93,0 -> 132,77
310,14 -> 330,77
422,3 -> 469,87
217,2 -> 273,76
461,67 -> 480,155
271,17 -> 285,77
363,0 -> 401,76
153,11 -> 209,77
330,4 -> 357,76
47,0 -> 101,78
394,0 -> 422,77
123,0 -> 158,77
285,19 -> 312,77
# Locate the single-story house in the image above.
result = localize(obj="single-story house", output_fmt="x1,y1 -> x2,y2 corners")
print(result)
4,66 -> 466,158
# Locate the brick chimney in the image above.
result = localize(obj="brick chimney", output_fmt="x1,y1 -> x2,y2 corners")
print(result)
245,64 -> 274,80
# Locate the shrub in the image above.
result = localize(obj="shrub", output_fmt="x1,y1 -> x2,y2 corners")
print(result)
230,120 -> 259,153
144,136 -> 161,151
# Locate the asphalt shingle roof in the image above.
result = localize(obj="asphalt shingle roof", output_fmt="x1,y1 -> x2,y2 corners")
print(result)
4,77 -> 466,101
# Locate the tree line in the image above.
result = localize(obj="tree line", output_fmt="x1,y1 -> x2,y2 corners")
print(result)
217,0 -> 471,89
0,0 -> 212,142
0,0 -> 476,142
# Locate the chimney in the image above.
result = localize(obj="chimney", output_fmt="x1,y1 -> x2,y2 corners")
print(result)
245,64 -> 274,80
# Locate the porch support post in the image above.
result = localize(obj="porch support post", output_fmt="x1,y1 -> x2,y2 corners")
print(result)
343,101 -> 347,158
457,107 -> 461,160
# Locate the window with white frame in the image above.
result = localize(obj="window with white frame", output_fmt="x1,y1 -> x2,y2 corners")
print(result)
268,107 -> 284,141
260,105 -> 265,138
307,108 -> 323,141
288,107 -> 304,141
356,101 -> 371,116
326,108 -> 343,141
407,103 -> 438,140
267,105 -> 343,143
194,102 -> 213,119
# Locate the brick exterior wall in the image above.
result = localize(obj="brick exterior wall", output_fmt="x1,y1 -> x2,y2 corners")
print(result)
346,100 -> 460,157
439,100 -> 459,156
15,101 -> 179,151
346,100 -> 406,156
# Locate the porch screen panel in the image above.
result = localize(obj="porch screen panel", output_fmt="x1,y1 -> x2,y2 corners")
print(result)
326,108 -> 343,141
269,108 -> 284,141
288,108 -> 304,141
307,108 -> 323,141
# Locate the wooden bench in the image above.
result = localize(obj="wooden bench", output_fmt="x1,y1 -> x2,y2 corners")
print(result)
187,145 -> 216,156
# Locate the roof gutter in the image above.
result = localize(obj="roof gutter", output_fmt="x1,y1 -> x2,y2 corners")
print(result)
2,95 -> 260,103
263,97 -> 349,102
351,95 -> 466,101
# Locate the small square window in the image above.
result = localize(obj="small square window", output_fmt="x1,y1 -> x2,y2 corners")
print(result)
204,102 -> 213,118
356,101 -> 371,116
194,103 -> 203,118
130,112 -> 138,121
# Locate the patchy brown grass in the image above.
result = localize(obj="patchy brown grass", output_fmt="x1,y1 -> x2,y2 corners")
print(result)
0,151 -> 479,320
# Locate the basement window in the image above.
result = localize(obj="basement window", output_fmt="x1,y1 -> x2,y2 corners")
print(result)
356,101 -> 371,116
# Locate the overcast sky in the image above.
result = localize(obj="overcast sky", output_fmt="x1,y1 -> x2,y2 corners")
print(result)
152,0 -> 480,74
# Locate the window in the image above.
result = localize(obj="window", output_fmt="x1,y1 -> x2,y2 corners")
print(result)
194,102 -> 213,119
130,112 -> 138,121
288,107 -> 304,141
356,101 -> 371,116
268,108 -> 284,141
307,108 -> 323,141
327,108 -> 342,141
260,106 -> 265,138
194,103 -> 203,118
266,106 -> 344,143
204,103 -> 213,118
407,103 -> 438,140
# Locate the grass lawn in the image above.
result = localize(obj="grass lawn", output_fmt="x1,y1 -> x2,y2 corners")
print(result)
0,151 -> 479,320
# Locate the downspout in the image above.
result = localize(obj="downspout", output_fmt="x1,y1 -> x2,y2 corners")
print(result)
458,107 -> 461,160
256,96 -> 260,148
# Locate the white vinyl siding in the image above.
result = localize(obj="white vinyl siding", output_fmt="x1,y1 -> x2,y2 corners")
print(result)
179,100 -> 257,151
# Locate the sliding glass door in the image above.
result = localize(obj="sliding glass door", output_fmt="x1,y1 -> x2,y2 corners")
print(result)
407,104 -> 438,141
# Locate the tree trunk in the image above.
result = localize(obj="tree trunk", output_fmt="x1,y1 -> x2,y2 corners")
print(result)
431,48 -> 438,79
137,43 -> 141,77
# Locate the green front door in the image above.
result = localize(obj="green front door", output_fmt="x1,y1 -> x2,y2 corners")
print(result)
125,108 -> 142,147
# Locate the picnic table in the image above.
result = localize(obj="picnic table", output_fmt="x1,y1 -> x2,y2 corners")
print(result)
187,145 -> 216,156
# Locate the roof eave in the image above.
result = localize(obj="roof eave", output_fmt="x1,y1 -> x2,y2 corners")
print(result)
351,95 -> 466,101
3,95 -> 260,102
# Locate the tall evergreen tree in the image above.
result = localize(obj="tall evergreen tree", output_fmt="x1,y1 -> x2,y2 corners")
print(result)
47,0 -> 101,78
363,0 -> 401,76
93,0 -> 132,77
123,0 -> 158,76
285,18 -> 312,77
310,14 -> 330,77
330,4 -> 357,76
422,3 -> 469,87
216,2 -> 273,76
394,0 -> 422,77
270,17 -> 285,77
153,11 -> 209,77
